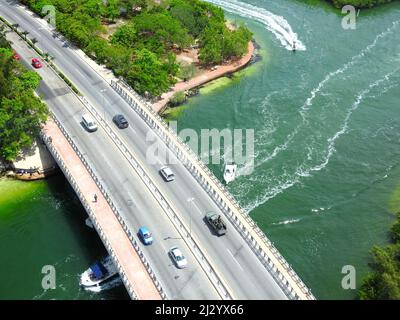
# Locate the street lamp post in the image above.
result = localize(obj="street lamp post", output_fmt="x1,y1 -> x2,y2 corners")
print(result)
100,88 -> 106,120
187,197 -> 195,238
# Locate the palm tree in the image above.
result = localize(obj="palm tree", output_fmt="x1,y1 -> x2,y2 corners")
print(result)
31,37 -> 38,46
21,31 -> 29,40
43,52 -> 54,62
11,23 -> 19,31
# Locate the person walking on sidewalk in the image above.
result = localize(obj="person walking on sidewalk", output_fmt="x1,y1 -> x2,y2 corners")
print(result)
93,194 -> 98,203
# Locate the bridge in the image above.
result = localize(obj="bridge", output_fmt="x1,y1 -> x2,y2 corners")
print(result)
1,1 -> 315,300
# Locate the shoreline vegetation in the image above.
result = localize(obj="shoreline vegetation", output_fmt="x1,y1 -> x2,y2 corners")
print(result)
327,0 -> 399,8
0,24 -> 49,164
358,211 -> 400,299
156,40 -> 255,112
20,0 -> 253,104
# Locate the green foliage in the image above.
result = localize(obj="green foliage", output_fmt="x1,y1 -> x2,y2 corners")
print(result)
101,0 -> 120,23
118,0 -> 148,16
21,0 -> 252,96
0,47 -> 48,160
358,212 -> 400,299
169,0 -> 209,38
111,22 -> 137,48
169,90 -> 186,106
178,63 -> 196,80
329,0 -> 398,8
125,48 -> 174,97
132,10 -> 193,51
199,18 -> 252,65
0,24 -> 10,48
391,212 -> 400,243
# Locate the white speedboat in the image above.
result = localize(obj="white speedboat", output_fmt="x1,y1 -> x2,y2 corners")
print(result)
223,162 -> 237,184
80,256 -> 119,289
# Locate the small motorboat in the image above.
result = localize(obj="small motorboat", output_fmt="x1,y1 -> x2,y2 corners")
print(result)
80,255 -> 119,289
223,162 -> 237,184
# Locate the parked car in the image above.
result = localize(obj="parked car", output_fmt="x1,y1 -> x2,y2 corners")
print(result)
159,166 -> 175,182
168,246 -> 187,269
31,58 -> 42,68
112,114 -> 129,129
138,227 -> 153,245
12,51 -> 20,60
82,114 -> 98,132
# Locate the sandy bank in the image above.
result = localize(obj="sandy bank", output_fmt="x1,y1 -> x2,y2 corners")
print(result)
9,138 -> 58,181
153,41 -> 255,113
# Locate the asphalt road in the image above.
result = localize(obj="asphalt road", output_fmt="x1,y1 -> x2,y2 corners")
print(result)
1,0 -> 288,299
6,28 -> 220,300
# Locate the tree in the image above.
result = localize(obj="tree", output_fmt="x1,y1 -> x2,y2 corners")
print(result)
118,0 -> 147,17
101,0 -> 120,23
111,22 -> 138,48
0,25 -> 10,48
199,32 -> 223,65
125,48 -> 173,97
222,25 -> 252,59
358,211 -> 400,300
31,37 -> 39,47
331,0 -> 397,9
133,11 -> 193,51
0,48 -> 48,160
21,30 -> 29,40
391,212 -> 400,243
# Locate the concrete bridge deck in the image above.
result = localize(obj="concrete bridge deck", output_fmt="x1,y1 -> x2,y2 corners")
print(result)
42,120 -> 162,300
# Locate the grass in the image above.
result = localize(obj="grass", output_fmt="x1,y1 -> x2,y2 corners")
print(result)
161,104 -> 188,122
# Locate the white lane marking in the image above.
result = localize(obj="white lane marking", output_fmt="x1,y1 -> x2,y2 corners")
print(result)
227,248 -> 244,271
188,198 -> 203,216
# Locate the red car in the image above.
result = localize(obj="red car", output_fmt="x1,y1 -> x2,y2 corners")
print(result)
32,58 -> 42,68
12,50 -> 20,60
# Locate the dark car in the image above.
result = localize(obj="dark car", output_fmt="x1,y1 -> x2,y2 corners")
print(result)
113,114 -> 129,129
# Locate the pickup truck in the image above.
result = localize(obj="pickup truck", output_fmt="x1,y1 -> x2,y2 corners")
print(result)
205,212 -> 227,236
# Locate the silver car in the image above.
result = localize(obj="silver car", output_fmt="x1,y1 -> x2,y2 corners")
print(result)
168,246 -> 187,269
160,166 -> 175,182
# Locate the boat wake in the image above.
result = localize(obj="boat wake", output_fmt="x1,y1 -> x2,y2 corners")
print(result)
242,68 -> 399,213
308,67 -> 400,174
254,19 -> 400,168
83,276 -> 123,293
204,0 -> 306,51
272,218 -> 300,226
300,19 -> 400,114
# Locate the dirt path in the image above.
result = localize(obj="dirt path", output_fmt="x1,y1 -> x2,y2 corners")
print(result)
153,41 -> 255,112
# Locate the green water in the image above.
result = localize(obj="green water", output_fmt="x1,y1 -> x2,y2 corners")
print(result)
1,0 -> 399,300
0,177 -> 129,300
175,0 -> 400,299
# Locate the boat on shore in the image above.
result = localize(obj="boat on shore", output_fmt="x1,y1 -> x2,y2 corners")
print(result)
80,255 -> 120,290
223,162 -> 237,184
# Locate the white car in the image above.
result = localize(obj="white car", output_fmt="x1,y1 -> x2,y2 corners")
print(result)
160,166 -> 175,182
82,114 -> 98,132
168,246 -> 187,269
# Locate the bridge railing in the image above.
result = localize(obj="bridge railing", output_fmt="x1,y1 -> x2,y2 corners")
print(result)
111,79 -> 315,300
40,118 -> 166,300
76,95 -> 233,300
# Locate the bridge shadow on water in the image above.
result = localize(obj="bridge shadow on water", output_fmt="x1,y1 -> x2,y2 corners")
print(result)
45,173 -> 130,300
